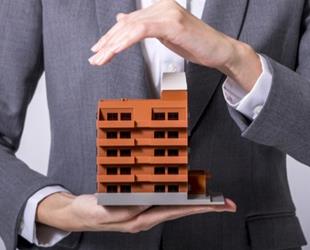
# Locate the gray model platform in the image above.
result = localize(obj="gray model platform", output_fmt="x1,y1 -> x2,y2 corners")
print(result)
96,192 -> 225,206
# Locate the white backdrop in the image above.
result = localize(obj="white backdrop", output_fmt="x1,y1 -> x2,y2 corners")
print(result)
0,75 -> 309,249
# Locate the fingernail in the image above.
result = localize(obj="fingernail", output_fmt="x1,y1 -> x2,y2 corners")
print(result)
95,53 -> 107,64
88,55 -> 96,64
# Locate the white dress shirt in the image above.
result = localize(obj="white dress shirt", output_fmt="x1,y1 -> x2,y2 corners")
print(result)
19,0 -> 273,246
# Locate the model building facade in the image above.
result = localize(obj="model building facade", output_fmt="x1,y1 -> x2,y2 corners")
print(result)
96,73 -> 224,205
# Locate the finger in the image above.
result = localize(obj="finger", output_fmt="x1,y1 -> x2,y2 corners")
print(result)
88,47 -> 116,65
90,22 -> 150,65
91,9 -> 142,53
205,199 -> 237,213
224,198 -> 237,212
96,199 -> 237,233
91,16 -> 127,52
133,200 -> 237,232
99,205 -> 212,233
89,23 -> 135,65
89,27 -> 133,65
140,205 -> 212,225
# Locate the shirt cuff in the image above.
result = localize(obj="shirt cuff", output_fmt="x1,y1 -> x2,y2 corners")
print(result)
19,186 -> 71,247
222,54 -> 273,120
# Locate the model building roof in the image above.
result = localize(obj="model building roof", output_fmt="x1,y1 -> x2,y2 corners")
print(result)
161,72 -> 187,91
98,72 -> 187,106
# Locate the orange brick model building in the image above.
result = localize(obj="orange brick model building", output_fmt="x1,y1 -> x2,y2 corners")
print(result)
96,73 -> 224,205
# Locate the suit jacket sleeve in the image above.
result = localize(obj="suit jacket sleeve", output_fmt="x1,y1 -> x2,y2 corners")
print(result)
0,1 -> 64,249
228,1 -> 310,166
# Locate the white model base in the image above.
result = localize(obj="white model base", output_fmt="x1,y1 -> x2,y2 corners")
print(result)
96,192 -> 225,206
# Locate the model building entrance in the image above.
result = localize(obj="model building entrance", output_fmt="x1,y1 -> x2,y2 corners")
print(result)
96,72 -> 224,205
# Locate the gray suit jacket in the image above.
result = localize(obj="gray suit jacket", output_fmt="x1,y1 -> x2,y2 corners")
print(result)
0,0 -> 309,249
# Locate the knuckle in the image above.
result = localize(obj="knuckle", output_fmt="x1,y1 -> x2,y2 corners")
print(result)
166,9 -> 186,33
171,10 -> 182,21
136,23 -> 148,36
118,18 -> 127,26
169,8 -> 184,23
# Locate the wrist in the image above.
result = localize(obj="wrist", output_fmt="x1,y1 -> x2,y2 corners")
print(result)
36,192 -> 76,231
220,38 -> 262,92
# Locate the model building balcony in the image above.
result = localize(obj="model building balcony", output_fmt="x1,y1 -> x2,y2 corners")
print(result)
97,156 -> 135,165
97,120 -> 135,129
97,174 -> 187,184
97,175 -> 135,183
135,156 -> 188,164
97,138 -> 187,147
97,130 -> 187,147
136,138 -> 187,146
98,147 -> 188,165
135,120 -> 187,128
135,174 -> 187,182
97,138 -> 135,147
97,120 -> 187,129
97,155 -> 188,165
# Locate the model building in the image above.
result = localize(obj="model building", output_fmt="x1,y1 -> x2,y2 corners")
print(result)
96,72 -> 224,205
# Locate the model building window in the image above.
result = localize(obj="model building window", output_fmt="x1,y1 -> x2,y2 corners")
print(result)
98,110 -> 104,120
167,149 -> 179,156
154,148 -> 165,156
120,131 -> 131,138
107,112 -> 118,120
106,131 -> 117,139
120,112 -> 131,120
106,149 -> 117,157
120,185 -> 131,193
120,149 -> 131,156
120,167 -> 131,175
152,112 -> 165,120
168,167 -> 179,175
106,167 -> 117,175
167,131 -> 179,138
154,167 -> 165,175
168,112 -> 179,120
154,185 -> 165,192
154,131 -> 165,138
168,185 -> 179,192
107,185 -> 118,193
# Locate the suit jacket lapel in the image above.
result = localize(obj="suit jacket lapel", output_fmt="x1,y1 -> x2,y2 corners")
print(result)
188,0 -> 249,134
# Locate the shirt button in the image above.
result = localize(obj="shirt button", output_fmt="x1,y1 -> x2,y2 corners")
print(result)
253,105 -> 263,116
20,220 -> 24,230
167,63 -> 177,72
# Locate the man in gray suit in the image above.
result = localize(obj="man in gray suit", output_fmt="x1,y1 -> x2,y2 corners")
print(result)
0,0 -> 309,249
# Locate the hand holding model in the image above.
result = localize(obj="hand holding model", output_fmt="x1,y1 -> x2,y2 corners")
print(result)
36,0 -> 243,233
37,192 -> 236,233
89,0 -> 262,92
